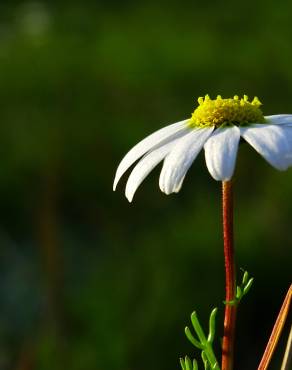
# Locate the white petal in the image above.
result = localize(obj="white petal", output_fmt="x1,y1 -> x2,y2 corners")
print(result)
159,127 -> 214,194
265,115 -> 292,126
240,124 -> 292,170
113,119 -> 189,190
125,139 -> 179,202
204,125 -> 240,181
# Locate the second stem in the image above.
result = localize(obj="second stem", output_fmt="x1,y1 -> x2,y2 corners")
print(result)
221,180 -> 237,370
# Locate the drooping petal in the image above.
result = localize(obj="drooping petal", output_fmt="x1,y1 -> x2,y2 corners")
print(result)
204,125 -> 240,181
159,127 -> 214,195
240,124 -> 292,170
113,119 -> 190,190
125,139 -> 180,202
265,115 -> 292,126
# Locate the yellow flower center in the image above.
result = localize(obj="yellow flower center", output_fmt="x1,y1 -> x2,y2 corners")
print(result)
189,95 -> 265,128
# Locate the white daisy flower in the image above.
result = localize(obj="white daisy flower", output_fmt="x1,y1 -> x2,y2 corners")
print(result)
113,95 -> 292,202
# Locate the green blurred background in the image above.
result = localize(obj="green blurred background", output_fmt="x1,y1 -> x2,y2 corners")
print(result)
0,1 -> 291,369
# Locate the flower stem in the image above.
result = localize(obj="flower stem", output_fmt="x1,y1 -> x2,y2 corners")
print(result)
258,284 -> 292,370
221,180 -> 237,370
281,324 -> 292,370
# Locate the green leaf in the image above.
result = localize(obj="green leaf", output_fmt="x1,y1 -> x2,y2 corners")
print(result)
242,270 -> 249,285
236,286 -> 242,299
191,312 -> 207,344
243,278 -> 254,296
207,308 -> 218,344
192,358 -> 198,370
180,357 -> 186,370
185,327 -> 204,349
185,356 -> 192,370
201,351 -> 209,369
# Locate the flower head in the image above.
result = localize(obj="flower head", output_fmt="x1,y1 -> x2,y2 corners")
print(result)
190,94 -> 264,127
114,95 -> 292,202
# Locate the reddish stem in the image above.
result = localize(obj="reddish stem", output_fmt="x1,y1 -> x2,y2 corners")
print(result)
221,181 -> 237,370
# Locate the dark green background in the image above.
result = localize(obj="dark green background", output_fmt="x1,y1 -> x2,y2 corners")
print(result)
0,1 -> 291,369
